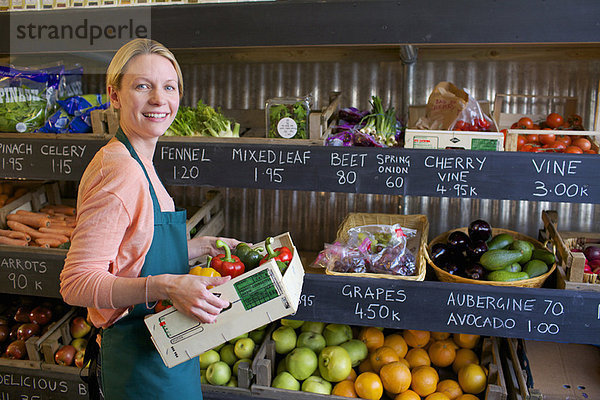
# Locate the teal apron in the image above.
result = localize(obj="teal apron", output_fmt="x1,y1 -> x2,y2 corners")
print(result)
100,129 -> 202,400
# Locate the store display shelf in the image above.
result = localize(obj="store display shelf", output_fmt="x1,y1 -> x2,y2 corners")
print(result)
3,0 -> 600,54
0,134 -> 598,203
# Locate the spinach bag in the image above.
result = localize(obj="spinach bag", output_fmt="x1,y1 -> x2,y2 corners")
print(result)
0,65 -> 56,132
59,66 -> 84,100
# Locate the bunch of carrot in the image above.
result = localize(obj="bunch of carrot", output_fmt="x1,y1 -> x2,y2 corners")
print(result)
0,183 -> 30,207
1,205 -> 76,248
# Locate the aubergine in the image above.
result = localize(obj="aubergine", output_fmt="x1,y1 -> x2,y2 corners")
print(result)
464,263 -> 486,280
447,231 -> 471,253
466,240 -> 489,261
468,219 -> 492,242
431,243 -> 450,264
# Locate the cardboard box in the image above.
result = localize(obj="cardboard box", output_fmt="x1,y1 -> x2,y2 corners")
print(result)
406,102 -> 504,151
144,232 -> 305,368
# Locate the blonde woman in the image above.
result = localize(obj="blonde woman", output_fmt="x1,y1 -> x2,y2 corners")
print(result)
60,38 -> 239,399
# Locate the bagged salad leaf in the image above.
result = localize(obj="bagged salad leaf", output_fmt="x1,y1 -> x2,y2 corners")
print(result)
37,94 -> 108,134
58,66 -> 84,100
0,64 -> 60,132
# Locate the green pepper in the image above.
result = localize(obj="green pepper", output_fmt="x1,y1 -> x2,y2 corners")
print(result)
234,243 -> 263,271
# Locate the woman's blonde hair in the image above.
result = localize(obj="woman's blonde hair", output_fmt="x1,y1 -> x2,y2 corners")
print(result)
106,38 -> 183,99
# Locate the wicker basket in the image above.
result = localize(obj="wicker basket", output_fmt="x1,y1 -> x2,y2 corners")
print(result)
326,213 -> 429,281
426,227 -> 556,288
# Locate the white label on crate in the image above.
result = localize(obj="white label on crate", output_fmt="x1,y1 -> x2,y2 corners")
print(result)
277,117 -> 297,138
413,136 -> 437,149
15,123 -> 27,133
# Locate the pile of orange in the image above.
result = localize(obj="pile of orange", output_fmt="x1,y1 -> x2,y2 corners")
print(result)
332,328 -> 489,400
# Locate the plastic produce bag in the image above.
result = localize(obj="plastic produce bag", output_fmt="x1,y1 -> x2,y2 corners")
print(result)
37,94 -> 109,133
415,82 -> 468,130
59,66 -> 84,100
449,89 -> 497,132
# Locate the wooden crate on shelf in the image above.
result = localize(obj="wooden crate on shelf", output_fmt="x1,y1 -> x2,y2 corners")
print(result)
501,338 -> 600,400
90,107 -> 120,137
492,93 -> 600,152
541,210 -> 600,291
0,181 -> 63,229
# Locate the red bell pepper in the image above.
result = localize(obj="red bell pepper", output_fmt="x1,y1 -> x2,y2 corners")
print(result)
260,237 -> 293,265
210,240 -> 245,278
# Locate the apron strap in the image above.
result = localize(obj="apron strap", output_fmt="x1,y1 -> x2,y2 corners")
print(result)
115,128 -> 161,215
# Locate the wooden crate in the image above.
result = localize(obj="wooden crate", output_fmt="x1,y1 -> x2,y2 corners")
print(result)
541,210 -> 600,291
251,328 -> 506,400
185,190 -> 224,240
501,338 -> 600,400
492,93 -> 600,152
0,180 -> 60,229
90,107 -> 120,137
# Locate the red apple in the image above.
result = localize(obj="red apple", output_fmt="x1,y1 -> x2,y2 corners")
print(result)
6,340 -> 27,360
74,349 -> 86,368
9,325 -> 20,341
54,344 -> 76,366
29,306 -> 53,326
17,323 -> 40,341
13,306 -> 31,323
0,325 -> 9,343
71,338 -> 87,351
70,317 -> 91,339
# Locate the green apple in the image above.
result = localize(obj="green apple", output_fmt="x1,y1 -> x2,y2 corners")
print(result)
286,347 -> 318,380
276,359 -> 287,375
234,337 -> 255,359
301,376 -> 332,395
212,342 -> 225,352
271,326 -> 297,354
206,361 -> 231,386
226,377 -> 238,387
272,371 -> 300,391
199,349 -> 220,369
219,344 -> 238,366
233,358 -> 251,376
228,332 -> 248,344
301,321 -> 326,334
296,331 -> 326,354
340,339 -> 368,367
323,324 -> 352,346
248,328 -> 267,344
281,319 -> 304,329
318,346 -> 352,382
200,369 -> 208,384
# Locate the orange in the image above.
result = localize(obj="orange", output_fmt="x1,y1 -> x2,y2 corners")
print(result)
437,379 -> 463,400
394,389 -> 421,400
358,357 -> 374,374
456,395 -> 480,400
354,372 -> 384,400
458,364 -> 487,394
410,365 -> 439,397
384,334 -> 409,358
453,334 -> 480,349
359,327 -> 385,352
403,330 -> 430,348
431,332 -> 451,341
405,347 -> 430,369
370,346 -> 400,373
379,361 -> 411,394
452,348 -> 479,374
428,340 -> 456,368
332,380 -> 358,397
398,358 -> 411,369
425,393 -> 451,400
344,368 -> 358,382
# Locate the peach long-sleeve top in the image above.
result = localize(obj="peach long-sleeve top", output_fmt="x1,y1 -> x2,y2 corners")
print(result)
60,138 -> 175,328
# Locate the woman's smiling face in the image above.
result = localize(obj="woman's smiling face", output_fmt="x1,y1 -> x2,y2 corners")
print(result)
109,53 -> 179,141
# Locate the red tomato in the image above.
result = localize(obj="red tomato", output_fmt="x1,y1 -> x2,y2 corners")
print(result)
555,135 -> 572,146
519,144 -> 535,152
552,142 -> 567,152
517,117 -> 534,129
572,137 -> 592,151
584,150 -> 596,154
475,118 -> 491,130
516,135 -> 526,149
539,133 -> 555,145
525,134 -> 539,143
532,124 -> 541,130
510,122 -> 519,129
533,146 -> 547,153
453,120 -> 467,130
565,146 -> 584,154
546,113 -> 564,129
568,114 -> 583,127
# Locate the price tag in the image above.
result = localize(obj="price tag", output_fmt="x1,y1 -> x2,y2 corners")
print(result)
0,250 -> 65,298
0,364 -> 88,399
530,158 -> 590,200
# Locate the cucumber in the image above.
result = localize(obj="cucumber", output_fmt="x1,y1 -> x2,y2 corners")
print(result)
510,240 -> 534,264
487,233 -> 514,250
480,249 -> 524,271
487,270 -> 530,282
524,259 -> 549,278
504,262 -> 522,273
532,248 -> 556,265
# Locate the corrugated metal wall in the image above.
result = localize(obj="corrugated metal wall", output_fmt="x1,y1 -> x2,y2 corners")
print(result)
84,48 -> 600,250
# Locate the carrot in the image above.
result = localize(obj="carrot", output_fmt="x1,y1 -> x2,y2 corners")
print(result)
35,238 -> 62,248
39,226 -> 74,238
41,205 -> 76,216
48,214 -> 66,221
16,210 -> 51,218
48,221 -> 68,229
0,229 -> 30,242
7,221 -> 68,242
7,213 -> 51,229
0,236 -> 28,247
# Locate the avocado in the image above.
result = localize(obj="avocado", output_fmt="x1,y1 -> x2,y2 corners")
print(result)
504,262 -> 522,273
524,259 -> 549,278
480,249 -> 524,271
487,233 -> 514,250
487,270 -> 530,282
532,248 -> 556,266
510,240 -> 534,264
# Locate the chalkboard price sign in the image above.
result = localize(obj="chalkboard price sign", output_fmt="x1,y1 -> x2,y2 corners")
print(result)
0,249 -> 66,299
0,364 -> 88,400
290,274 -> 600,345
